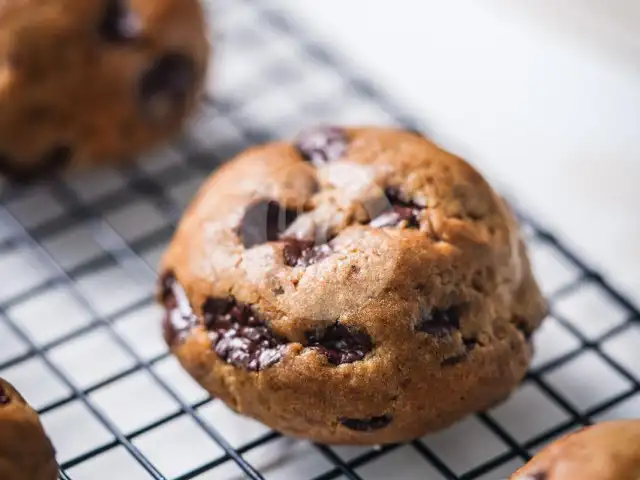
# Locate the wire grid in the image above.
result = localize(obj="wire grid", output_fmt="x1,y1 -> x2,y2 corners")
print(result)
0,0 -> 639,479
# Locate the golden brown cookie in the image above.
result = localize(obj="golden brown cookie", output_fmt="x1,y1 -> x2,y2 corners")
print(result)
0,0 -> 209,181
511,420 -> 640,480
159,126 -> 547,444
0,378 -> 57,480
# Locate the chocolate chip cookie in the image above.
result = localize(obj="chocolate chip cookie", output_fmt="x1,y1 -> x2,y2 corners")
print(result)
0,0 -> 209,181
511,420 -> 640,480
0,378 -> 57,480
159,126 -> 547,444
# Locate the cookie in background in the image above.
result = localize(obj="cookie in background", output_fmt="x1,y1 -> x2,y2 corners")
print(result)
0,378 -> 57,480
511,420 -> 640,480
0,0 -> 209,182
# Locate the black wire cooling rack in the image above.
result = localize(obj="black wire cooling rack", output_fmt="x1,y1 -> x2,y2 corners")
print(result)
0,0 -> 639,479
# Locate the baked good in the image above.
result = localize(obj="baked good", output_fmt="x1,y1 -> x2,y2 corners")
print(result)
0,0 -> 209,182
0,378 -> 57,480
158,126 -> 547,444
511,420 -> 640,480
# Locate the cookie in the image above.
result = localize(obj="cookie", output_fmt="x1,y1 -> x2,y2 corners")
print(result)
0,0 -> 209,182
511,420 -> 640,480
159,126 -> 547,444
0,378 -> 57,480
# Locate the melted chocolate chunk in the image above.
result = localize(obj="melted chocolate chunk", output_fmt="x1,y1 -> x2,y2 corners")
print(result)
339,414 -> 392,431
160,273 -> 198,346
417,305 -> 461,336
282,238 -> 332,267
0,146 -> 72,184
160,272 -> 175,303
527,473 -> 548,480
99,0 -> 141,42
160,273 -> 287,371
139,53 -> 196,121
239,199 -> 299,248
463,338 -> 478,350
295,126 -> 347,167
0,384 -> 9,405
306,323 -> 372,365
204,296 -> 287,371
370,188 -> 422,229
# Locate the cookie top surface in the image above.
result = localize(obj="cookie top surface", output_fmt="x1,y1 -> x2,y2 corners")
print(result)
162,126 -> 544,354
0,0 -> 209,180
512,421 -> 640,480
0,378 -> 57,480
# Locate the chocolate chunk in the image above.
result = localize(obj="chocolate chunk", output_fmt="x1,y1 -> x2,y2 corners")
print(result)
295,126 -> 347,167
203,296 -> 287,371
160,273 -> 198,346
339,414 -> 392,431
370,188 -> 422,229
282,238 -> 332,267
306,322 -> 372,365
417,305 -> 461,336
0,384 -> 9,405
139,53 -> 196,121
160,273 -> 287,371
525,473 -> 548,480
0,146 -> 72,183
463,338 -> 478,350
160,271 -> 176,304
239,199 -> 299,248
99,0 -> 141,42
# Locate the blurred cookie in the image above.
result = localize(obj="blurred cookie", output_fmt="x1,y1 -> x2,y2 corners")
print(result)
0,378 -> 57,480
0,0 -> 209,181
159,126 -> 546,444
512,420 -> 640,480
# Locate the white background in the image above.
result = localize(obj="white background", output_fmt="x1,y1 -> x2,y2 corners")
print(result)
274,0 -> 640,304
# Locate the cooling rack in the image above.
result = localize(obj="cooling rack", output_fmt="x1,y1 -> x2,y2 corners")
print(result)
0,0 -> 638,478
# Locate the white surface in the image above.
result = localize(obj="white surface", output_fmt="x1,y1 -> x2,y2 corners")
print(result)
274,0 -> 640,305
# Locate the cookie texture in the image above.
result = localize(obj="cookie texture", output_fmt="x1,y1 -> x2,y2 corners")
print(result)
0,378 -> 57,480
0,0 -> 209,181
159,126 -> 547,444
511,421 -> 640,480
